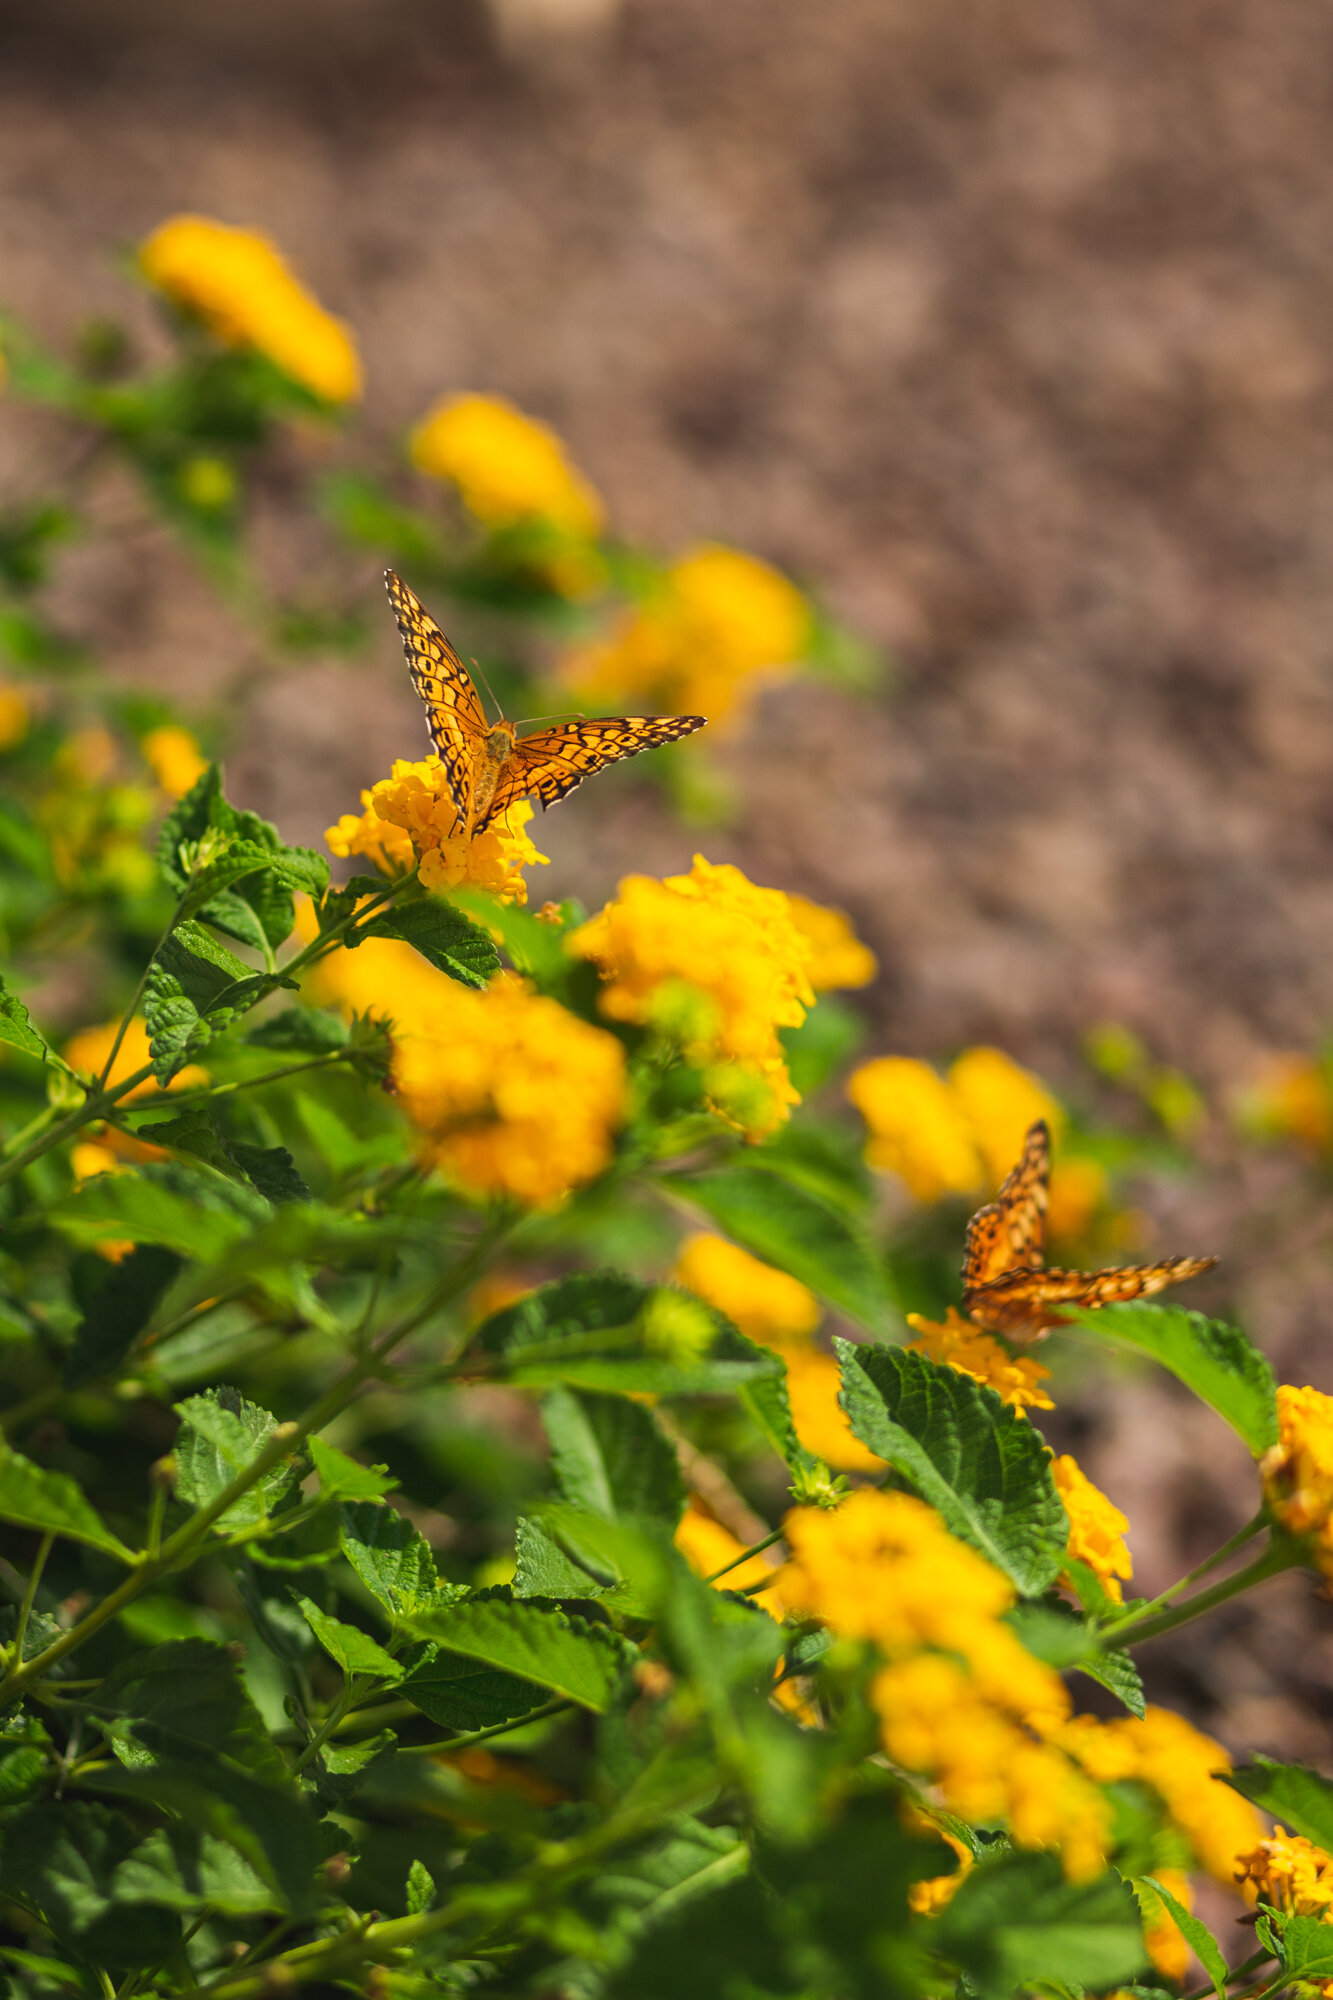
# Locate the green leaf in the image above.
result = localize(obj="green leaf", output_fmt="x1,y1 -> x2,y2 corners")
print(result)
479,1272 -> 650,1356
339,1500 -> 440,1613
112,1826 -> 280,1916
354,894 -> 499,989
513,1515 -> 609,1599
0,976 -> 47,1060
932,1851 -> 1147,1999
1078,1644 -> 1145,1717
1271,1911 -> 1333,1979
1136,1876 -> 1228,2000
397,1644 -> 555,1732
173,1385 -> 300,1531
0,1801 -> 178,1968
450,887 -> 570,988
543,1387 -> 686,1528
1062,1302 -> 1277,1455
0,1443 -> 133,1561
738,1357 -> 822,1481
309,1436 -> 396,1501
402,1591 -> 630,1712
405,1858 -> 436,1915
227,1141 -> 311,1205
478,1272 -> 778,1394
63,1244 -> 182,1388
669,1164 -> 892,1332
156,763 -> 306,950
96,1640 -> 284,1778
49,1163 -> 260,1259
835,1339 -> 1068,1594
295,1595 -> 403,1680
245,1006 -> 349,1053
154,920 -> 255,1011
134,1106 -> 244,1180
604,1876 -> 798,2000
1225,1754 -> 1333,1852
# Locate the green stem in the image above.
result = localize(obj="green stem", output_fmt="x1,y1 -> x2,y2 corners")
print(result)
704,1524 -> 785,1583
401,1696 -> 573,1758
1103,1511 -> 1269,1638
119,1046 -> 361,1117
8,1532 -> 53,1672
1179,1946 -> 1271,2000
97,885 -> 193,1090
0,1060 -> 157,1192
0,1101 -> 60,1160
1099,1536 -> 1303,1650
291,1680 -> 361,1775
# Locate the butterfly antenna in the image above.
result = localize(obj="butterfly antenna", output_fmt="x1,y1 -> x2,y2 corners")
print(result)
469,657 -> 505,723
511,710 -> 587,730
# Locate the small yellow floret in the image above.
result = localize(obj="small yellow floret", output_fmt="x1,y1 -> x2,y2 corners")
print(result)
905,1307 -> 1054,1413
325,757 -> 548,905
139,215 -> 362,404
846,1056 -> 984,1199
784,894 -> 877,991
1261,1383 -> 1333,1575
946,1046 -> 1064,1188
561,544 -> 811,730
141,725 -> 207,800
672,1234 -> 820,1348
0,686 -> 30,752
410,393 -> 604,539
1051,1453 -> 1132,1603
571,854 -> 814,1135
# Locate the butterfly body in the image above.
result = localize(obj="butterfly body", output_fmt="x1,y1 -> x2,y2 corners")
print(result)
385,570 -> 706,834
960,1118 -> 1216,1340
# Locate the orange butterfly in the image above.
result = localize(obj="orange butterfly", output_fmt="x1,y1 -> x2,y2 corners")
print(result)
961,1119 -> 1216,1340
386,571 -> 706,835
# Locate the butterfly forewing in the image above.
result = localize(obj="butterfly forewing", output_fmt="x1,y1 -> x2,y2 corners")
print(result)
962,1118 -> 1050,1291
963,1256 -> 1219,1338
385,570 -> 488,824
476,714 -> 707,831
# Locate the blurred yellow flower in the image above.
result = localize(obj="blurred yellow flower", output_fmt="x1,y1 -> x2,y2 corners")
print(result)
1237,1053 -> 1333,1153
908,1826 -> 973,1915
1261,1383 -> 1333,1576
326,756 -> 548,905
1138,1869 -> 1192,1984
1051,1453 -> 1132,1603
785,894 -> 877,991
561,544 -> 812,730
672,1233 -> 820,1348
1046,1155 -> 1107,1245
71,1142 -> 124,1182
946,1046 -> 1063,1187
0,687 -> 29,752
781,1346 -> 885,1471
410,392 -> 604,540
141,725 -> 207,800
139,214 -> 362,404
1060,1706 -> 1263,1883
676,1499 -> 789,1619
571,854 -> 814,1135
905,1307 -> 1054,1412
1237,1828 -> 1333,1915
847,1056 -> 984,1200
64,1018 -> 205,1101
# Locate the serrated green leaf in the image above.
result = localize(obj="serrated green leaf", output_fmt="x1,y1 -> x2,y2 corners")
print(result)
0,976 -> 47,1060
543,1387 -> 686,1528
111,1826 -> 280,1916
339,1500 -> 440,1612
0,1443 -> 133,1561
1062,1302 -> 1277,1455
0,1801 -> 177,1967
154,921 -> 254,1011
932,1851 -> 1147,1999
513,1515 -> 609,1599
245,1007 -> 348,1053
406,1858 -> 436,1915
836,1339 -> 1068,1594
1270,1911 -> 1333,1978
402,1592 -> 630,1712
142,969 -> 217,1084
479,1272 -> 650,1356
227,1141 -> 310,1205
397,1643 -> 555,1731
308,1437 -> 396,1502
354,894 -> 499,989
295,1595 -> 403,1680
133,1107 -> 243,1180
173,1385 -> 300,1531
96,1640 -> 285,1778
669,1164 -> 892,1332
63,1244 -> 182,1388
1225,1754 -> 1333,1852
156,764 -> 301,949
1136,1876 -> 1228,1999
1078,1643 -> 1145,1716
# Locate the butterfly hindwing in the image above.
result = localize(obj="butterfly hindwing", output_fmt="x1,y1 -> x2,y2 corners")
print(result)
385,570 -> 488,823
963,1256 -> 1219,1338
477,715 -> 707,830
962,1118 -> 1050,1291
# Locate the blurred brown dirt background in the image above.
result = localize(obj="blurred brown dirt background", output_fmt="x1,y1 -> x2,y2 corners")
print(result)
5,0 -> 1333,1824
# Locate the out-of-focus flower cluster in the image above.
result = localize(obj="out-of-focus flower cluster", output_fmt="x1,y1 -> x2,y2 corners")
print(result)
1058,1706 -> 1263,1885
1261,1383 -> 1333,1576
1051,1452 -> 1133,1603
411,393 -> 603,540
139,215 -> 362,404
561,545 -> 812,731
325,757 -> 548,903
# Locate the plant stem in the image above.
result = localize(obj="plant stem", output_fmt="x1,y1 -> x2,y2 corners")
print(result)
0,1060 -> 157,1192
1101,1511 -> 1270,1638
704,1524 -> 785,1583
119,1045 -> 361,1117
291,1680 -> 361,1775
402,1696 -> 574,1758
8,1532 -> 53,1671
1179,1946 -> 1271,2000
1099,1537 -> 1303,1650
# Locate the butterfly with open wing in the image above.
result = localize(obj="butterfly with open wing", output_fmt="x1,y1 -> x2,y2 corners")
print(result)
385,570 -> 707,836
961,1119 -> 1217,1340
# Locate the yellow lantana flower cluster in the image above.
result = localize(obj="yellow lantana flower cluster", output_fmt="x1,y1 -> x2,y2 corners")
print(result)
1051,1454 -> 1133,1603
410,393 -> 604,541
848,1045 -> 1061,1201
1236,1827 -> 1333,1915
784,894 -> 878,991
0,686 -> 29,752
561,545 -> 812,730
1059,1706 -> 1263,1882
1261,1383 -> 1333,1575
783,1489 -> 1109,1880
571,855 -> 818,1136
63,1018 -> 207,1184
141,725 -> 207,800
325,758 -> 548,905
904,1308 -> 1054,1414
139,215 -> 362,404
1236,1053 -> 1333,1153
